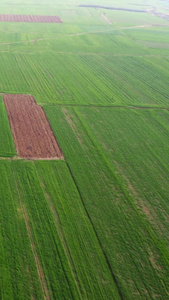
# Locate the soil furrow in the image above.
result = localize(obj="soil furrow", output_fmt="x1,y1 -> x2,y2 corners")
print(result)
3,94 -> 63,159
0,14 -> 62,23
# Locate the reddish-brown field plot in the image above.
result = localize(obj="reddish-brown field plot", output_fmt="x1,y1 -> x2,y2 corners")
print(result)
3,94 -> 62,159
0,14 -> 63,23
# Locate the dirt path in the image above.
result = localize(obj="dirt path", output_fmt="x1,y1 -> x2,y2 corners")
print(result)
101,13 -> 112,24
118,24 -> 154,30
0,25 -> 160,46
0,50 -> 169,57
62,107 -> 84,146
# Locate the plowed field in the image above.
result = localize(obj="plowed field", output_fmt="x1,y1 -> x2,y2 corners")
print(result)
0,14 -> 62,23
3,94 -> 62,159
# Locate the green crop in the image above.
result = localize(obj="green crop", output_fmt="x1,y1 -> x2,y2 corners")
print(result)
44,105 -> 169,299
0,97 -> 16,157
1,0 -> 169,298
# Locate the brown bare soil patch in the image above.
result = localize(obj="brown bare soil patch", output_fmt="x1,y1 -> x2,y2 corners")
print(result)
4,94 -> 62,159
0,14 -> 62,23
149,251 -> 162,271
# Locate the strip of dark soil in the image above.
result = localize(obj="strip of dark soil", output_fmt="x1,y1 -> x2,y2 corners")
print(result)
152,11 -> 169,22
79,4 -> 147,13
79,5 -> 146,13
3,94 -> 63,159
0,15 -> 63,23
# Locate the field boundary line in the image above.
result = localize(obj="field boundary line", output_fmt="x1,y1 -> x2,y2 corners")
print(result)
79,4 -> 146,13
0,24 -> 160,47
0,50 -> 168,57
101,13 -> 112,24
50,54 -> 169,57
42,103 -> 169,111
66,161 -> 124,300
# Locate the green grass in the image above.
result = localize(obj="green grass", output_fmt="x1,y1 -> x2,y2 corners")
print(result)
0,8 -> 168,107
0,160 -> 43,299
75,107 -> 169,237
100,9 -> 169,27
0,0 -> 169,298
11,160 -> 80,299
1,159 -> 83,299
1,51 -> 169,106
44,105 -> 169,299
0,158 -> 121,299
0,96 -> 16,157
35,160 -> 121,299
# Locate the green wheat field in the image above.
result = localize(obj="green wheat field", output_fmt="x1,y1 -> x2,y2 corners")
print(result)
0,0 -> 169,299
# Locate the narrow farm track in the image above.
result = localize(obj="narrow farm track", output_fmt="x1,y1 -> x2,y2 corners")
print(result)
2,94 -> 168,112
43,53 -> 169,57
0,25 -> 158,47
1,51 -> 169,58
43,103 -> 169,111
101,13 -> 112,24
0,51 -> 169,58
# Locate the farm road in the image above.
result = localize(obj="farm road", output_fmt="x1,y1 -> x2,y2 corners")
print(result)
0,50 -> 168,58
45,103 -> 169,111
101,13 -> 112,24
0,24 -> 159,47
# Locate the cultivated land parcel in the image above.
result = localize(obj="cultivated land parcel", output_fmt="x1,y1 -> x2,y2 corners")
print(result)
0,0 -> 169,299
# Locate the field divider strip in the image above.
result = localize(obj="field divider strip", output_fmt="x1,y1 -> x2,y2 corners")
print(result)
0,25 -> 162,47
42,103 -> 169,111
1,51 -> 169,58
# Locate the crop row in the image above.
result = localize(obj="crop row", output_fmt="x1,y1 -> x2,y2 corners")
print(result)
0,160 -> 80,299
0,158 -> 121,299
0,161 -> 43,299
11,160 -> 79,299
1,49 -> 169,107
0,97 -> 16,157
44,105 -> 169,299
35,160 -> 120,299
1,24 -> 169,107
